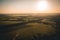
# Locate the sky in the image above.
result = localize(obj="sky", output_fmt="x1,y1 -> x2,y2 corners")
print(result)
0,0 -> 60,14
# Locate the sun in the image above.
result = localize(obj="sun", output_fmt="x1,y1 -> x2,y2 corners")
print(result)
36,0 -> 49,11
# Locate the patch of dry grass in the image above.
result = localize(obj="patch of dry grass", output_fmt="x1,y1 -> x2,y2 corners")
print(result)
9,23 -> 56,40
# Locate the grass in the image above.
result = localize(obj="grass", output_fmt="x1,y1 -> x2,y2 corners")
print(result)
0,14 -> 57,40
9,23 -> 56,40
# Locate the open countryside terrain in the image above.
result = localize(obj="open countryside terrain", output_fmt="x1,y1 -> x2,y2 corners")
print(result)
0,13 -> 60,40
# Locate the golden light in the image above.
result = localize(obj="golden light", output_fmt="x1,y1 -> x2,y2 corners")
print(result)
36,0 -> 49,11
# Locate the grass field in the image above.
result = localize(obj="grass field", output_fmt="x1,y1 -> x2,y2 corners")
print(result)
0,14 -> 60,40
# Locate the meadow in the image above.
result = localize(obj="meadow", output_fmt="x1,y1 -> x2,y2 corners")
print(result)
0,13 -> 60,40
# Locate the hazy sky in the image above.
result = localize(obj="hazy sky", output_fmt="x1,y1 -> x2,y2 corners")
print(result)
0,0 -> 60,14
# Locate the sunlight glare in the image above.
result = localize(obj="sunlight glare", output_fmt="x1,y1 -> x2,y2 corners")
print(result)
36,0 -> 49,11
